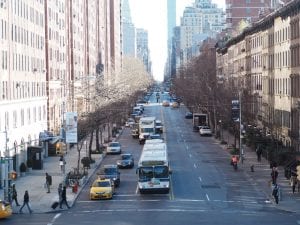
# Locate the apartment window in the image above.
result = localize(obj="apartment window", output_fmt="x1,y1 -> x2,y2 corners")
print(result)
21,109 -> 24,126
13,110 -> 17,128
33,107 -> 36,123
5,111 -> 9,130
27,108 -> 31,124
38,106 -> 41,121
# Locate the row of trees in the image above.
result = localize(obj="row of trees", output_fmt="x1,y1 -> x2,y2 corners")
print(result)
75,57 -> 153,171
172,40 -> 233,135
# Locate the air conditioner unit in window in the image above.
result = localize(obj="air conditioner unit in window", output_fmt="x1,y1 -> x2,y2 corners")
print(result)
33,68 -> 38,72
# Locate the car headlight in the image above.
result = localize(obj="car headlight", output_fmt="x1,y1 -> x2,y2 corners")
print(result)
113,178 -> 117,181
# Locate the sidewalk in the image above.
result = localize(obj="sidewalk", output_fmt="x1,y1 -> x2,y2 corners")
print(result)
220,129 -> 300,213
0,128 -> 120,214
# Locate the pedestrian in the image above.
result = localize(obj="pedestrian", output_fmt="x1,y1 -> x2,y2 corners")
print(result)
59,155 -> 66,174
256,146 -> 262,162
19,190 -> 33,214
11,183 -> 20,206
290,175 -> 297,194
272,184 -> 280,204
59,186 -> 70,209
271,167 -> 278,185
58,183 -> 63,203
45,172 -> 52,193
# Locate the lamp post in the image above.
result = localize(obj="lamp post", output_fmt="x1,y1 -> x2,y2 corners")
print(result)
1,128 -> 10,202
239,91 -> 244,163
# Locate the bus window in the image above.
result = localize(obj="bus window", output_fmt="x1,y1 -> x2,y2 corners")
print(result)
154,166 -> 169,178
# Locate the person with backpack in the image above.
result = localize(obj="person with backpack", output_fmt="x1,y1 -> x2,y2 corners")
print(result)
11,183 -> 20,206
45,172 -> 52,193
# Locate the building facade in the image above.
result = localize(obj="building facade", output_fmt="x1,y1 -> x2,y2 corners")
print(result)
121,0 -> 136,57
136,28 -> 151,74
225,0 -> 291,36
0,0 -> 48,178
180,0 -> 225,65
0,0 -> 123,180
217,0 -> 300,151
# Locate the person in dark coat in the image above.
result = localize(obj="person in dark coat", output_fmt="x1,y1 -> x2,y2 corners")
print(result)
272,184 -> 280,204
271,167 -> 278,185
58,183 -> 63,203
46,172 -> 52,193
11,183 -> 20,206
19,190 -> 33,214
59,186 -> 70,209
256,146 -> 262,162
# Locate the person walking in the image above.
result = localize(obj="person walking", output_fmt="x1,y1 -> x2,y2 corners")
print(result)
45,172 -> 52,193
271,167 -> 278,185
290,175 -> 298,194
256,146 -> 262,162
272,184 -> 280,204
58,183 -> 63,203
59,155 -> 66,174
19,190 -> 33,214
59,186 -> 70,209
11,183 -> 20,206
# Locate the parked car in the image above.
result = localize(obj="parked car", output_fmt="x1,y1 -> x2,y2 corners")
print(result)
185,112 -> 193,119
199,126 -> 213,136
106,142 -> 121,154
117,153 -> 134,169
125,118 -> 135,127
89,178 -> 114,200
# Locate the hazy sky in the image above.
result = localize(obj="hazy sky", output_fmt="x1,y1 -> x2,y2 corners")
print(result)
129,0 -> 225,81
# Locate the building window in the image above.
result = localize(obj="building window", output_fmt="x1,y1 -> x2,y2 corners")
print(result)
13,110 -> 17,128
21,109 -> 24,126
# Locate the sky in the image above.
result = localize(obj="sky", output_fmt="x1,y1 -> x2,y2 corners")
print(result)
129,0 -> 225,81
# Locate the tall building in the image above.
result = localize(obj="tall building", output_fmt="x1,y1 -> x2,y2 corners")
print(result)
226,0 -> 291,35
45,0 -> 67,134
180,0 -> 225,65
136,28 -> 151,74
165,0 -> 177,80
0,0 -> 48,175
121,0 -> 136,57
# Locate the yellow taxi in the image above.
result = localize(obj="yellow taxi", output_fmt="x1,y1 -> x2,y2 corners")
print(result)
171,102 -> 179,108
0,199 -> 12,219
90,178 -> 114,200
162,100 -> 170,107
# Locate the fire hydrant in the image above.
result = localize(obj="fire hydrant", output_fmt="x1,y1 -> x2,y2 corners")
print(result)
72,182 -> 78,193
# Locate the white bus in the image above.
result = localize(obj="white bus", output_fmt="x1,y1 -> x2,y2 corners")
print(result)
137,142 -> 171,194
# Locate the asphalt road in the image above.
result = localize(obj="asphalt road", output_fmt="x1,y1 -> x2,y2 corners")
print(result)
5,92 -> 300,225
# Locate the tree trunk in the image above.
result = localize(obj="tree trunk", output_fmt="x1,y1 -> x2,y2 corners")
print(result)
89,131 -> 94,159
95,127 -> 100,152
77,142 -> 83,173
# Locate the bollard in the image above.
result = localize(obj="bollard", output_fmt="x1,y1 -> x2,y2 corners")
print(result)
250,165 -> 254,172
72,183 -> 78,193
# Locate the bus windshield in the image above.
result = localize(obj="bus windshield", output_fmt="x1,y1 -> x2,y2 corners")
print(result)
139,166 -> 169,181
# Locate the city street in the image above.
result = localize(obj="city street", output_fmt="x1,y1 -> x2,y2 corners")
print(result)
4,93 -> 300,225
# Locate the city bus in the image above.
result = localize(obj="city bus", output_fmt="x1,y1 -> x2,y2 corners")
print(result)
136,142 -> 171,194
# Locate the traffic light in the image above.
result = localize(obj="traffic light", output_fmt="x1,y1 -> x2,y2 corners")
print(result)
296,165 -> 300,181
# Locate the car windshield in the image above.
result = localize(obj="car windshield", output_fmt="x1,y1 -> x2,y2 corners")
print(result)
93,181 -> 111,187
122,155 -> 132,160
104,168 -> 117,174
141,128 -> 154,133
109,142 -> 120,147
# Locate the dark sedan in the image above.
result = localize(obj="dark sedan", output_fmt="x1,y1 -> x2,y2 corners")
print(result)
117,153 -> 134,169
185,112 -> 193,119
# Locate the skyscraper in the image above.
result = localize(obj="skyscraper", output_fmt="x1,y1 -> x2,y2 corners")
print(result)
165,0 -> 177,80
121,0 -> 136,57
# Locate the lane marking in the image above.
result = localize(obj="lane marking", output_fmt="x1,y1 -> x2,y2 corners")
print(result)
189,153 -> 192,158
47,213 -> 61,225
206,194 -> 210,201
194,163 -> 197,168
198,176 -> 202,182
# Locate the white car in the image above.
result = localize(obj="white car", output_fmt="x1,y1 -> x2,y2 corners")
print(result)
125,118 -> 135,127
199,126 -> 212,136
106,142 -> 122,154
